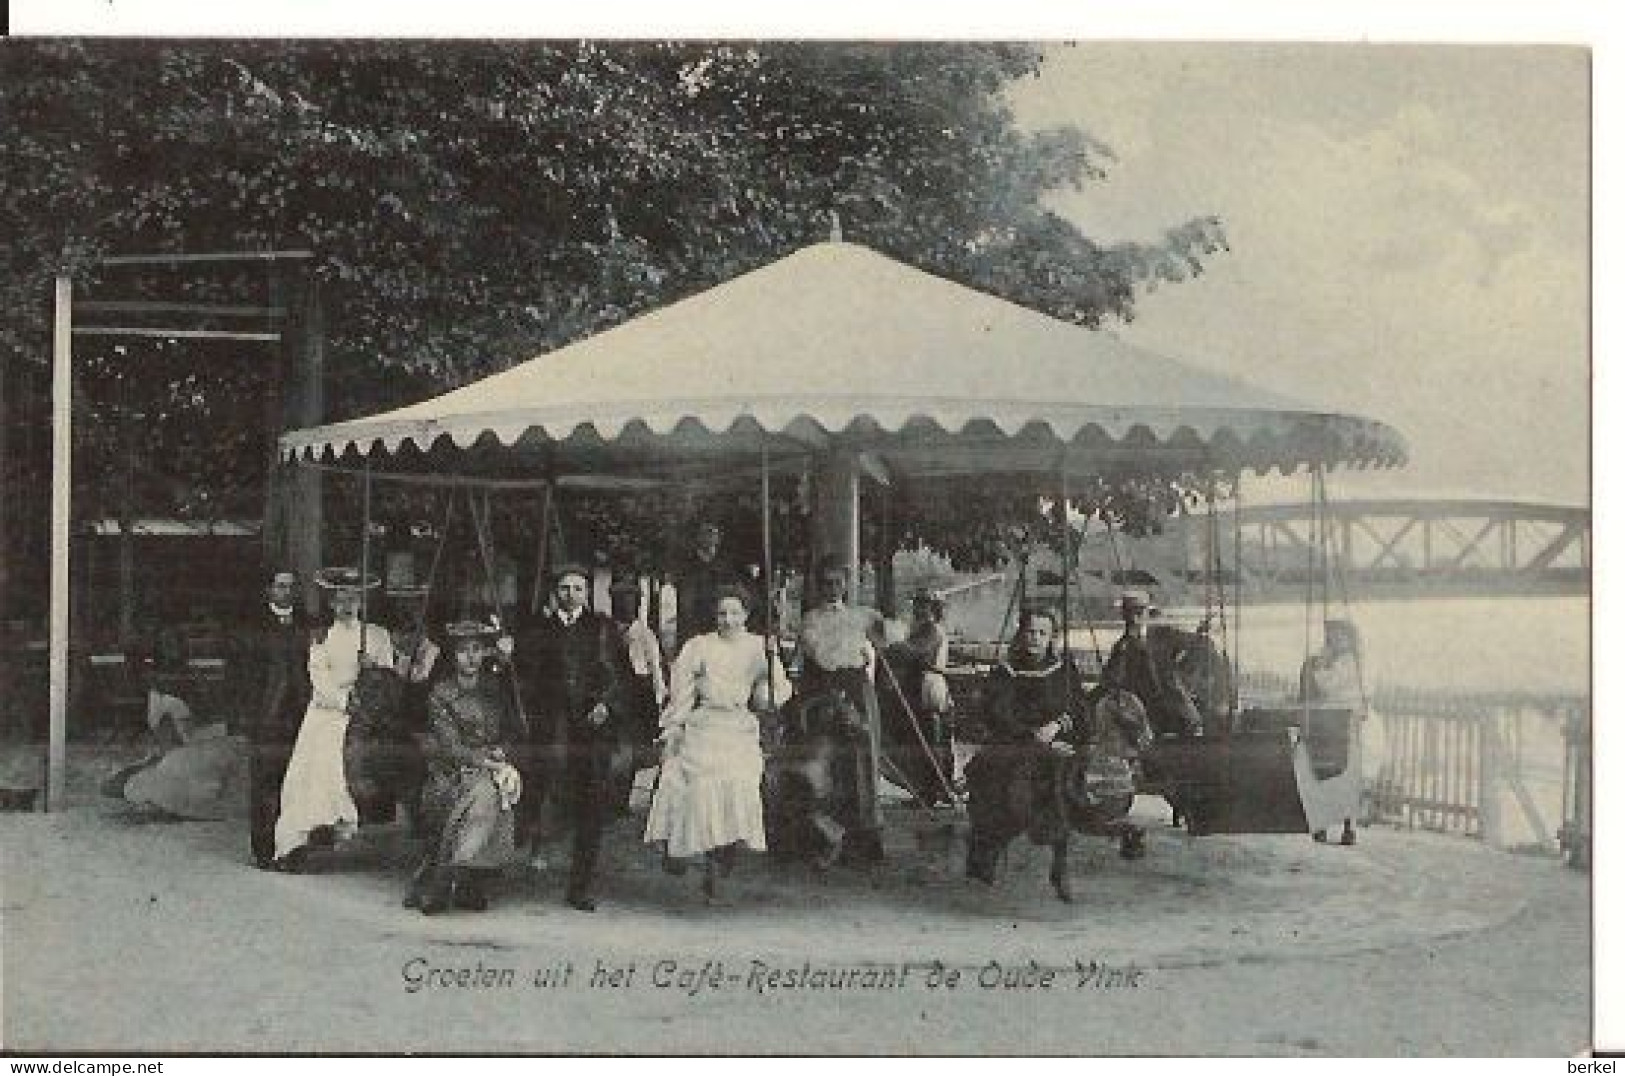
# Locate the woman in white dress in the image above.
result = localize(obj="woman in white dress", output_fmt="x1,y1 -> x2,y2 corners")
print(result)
273,568 -> 396,871
644,586 -> 791,902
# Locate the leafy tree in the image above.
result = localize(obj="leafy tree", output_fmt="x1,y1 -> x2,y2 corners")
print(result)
1,40 -> 1227,571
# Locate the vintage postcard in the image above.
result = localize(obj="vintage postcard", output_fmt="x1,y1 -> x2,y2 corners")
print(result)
0,14 -> 1603,1059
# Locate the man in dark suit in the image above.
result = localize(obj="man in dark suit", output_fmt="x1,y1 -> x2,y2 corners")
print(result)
240,569 -> 313,869
673,521 -> 736,649
511,565 -> 625,912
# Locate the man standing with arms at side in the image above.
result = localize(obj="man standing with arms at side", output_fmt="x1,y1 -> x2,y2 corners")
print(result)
241,569 -> 312,869
512,565 -> 625,912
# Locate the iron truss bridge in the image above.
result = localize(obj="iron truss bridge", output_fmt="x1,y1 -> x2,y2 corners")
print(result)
1170,499 -> 1590,601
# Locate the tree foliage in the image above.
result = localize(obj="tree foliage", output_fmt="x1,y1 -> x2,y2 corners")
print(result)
1,40 -> 1227,565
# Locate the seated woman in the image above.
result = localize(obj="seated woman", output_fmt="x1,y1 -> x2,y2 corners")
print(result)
406,621 -> 527,915
963,606 -> 1084,885
1297,617 -> 1367,845
644,586 -> 791,904
1299,618 -> 1363,705
273,568 -> 396,872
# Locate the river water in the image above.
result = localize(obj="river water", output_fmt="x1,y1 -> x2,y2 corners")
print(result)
1151,594 -> 1590,697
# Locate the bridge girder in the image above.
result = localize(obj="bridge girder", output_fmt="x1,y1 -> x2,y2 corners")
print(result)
1173,499 -> 1589,597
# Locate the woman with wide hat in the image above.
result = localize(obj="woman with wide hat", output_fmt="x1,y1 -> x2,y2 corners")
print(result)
272,567 -> 396,871
406,620 -> 527,914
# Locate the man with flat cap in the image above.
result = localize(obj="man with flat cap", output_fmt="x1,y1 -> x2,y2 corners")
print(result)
511,564 -> 626,911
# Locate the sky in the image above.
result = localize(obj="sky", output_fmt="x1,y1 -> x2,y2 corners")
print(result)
1007,43 -> 1590,506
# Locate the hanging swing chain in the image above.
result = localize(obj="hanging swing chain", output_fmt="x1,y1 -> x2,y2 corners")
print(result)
1206,474 -> 1234,719
405,491 -> 459,661
995,542 -> 1031,664
875,646 -> 959,803
1078,515 -> 1106,670
1201,484 -> 1216,625
1321,468 -> 1373,713
1230,475 -> 1242,697
1103,507 -> 1128,589
466,486 -> 530,720
1303,467 -> 1319,698
759,442 -> 778,713
1058,455 -> 1074,720
528,483 -> 555,617
467,488 -> 501,616
358,459 -> 373,663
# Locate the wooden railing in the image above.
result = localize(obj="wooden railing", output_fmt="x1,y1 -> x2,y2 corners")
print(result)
1236,670 -> 1589,864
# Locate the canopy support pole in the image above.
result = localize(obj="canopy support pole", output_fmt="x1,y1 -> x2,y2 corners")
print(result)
46,275 -> 72,811
528,482 -> 555,617
1059,452 -> 1074,716
808,447 -> 860,600
358,460 -> 373,658
760,444 -> 777,711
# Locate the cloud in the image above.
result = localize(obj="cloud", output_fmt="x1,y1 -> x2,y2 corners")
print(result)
1009,45 -> 1588,503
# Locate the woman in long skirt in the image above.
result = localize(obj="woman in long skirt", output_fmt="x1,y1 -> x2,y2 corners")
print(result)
273,569 -> 396,870
406,622 -> 526,914
644,586 -> 791,902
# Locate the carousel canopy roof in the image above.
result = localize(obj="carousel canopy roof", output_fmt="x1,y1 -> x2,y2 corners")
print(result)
280,241 -> 1406,485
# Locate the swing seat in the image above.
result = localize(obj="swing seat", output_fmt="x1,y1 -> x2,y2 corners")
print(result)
1150,704 -> 1361,835
1150,729 -> 1311,835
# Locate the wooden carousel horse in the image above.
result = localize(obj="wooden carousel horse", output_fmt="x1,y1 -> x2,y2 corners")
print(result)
966,689 -> 1156,903
342,663 -> 422,826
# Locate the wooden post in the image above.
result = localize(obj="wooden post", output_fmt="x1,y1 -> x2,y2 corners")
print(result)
262,268 -> 289,578
116,392 -> 137,652
0,341 -> 9,628
1478,713 -> 1504,847
290,277 -> 325,614
1569,707 -> 1591,869
47,275 -> 72,810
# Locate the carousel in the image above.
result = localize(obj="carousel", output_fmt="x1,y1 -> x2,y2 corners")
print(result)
277,239 -> 1407,888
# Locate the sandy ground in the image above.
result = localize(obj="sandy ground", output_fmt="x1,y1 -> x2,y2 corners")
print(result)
0,746 -> 1594,1056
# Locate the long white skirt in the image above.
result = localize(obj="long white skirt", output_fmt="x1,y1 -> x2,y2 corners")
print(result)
274,703 -> 358,859
643,707 -> 765,860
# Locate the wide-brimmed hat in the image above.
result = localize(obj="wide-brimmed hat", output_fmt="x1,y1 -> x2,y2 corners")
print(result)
315,567 -> 381,592
445,620 -> 500,641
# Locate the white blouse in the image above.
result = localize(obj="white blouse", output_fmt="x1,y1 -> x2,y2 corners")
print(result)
309,620 -> 397,711
662,631 -> 792,727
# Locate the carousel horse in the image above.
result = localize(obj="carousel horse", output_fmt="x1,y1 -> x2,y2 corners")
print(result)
1143,623 -> 1234,736
764,687 -> 878,864
1136,624 -> 1234,827
965,689 -> 1156,903
341,664 -> 423,826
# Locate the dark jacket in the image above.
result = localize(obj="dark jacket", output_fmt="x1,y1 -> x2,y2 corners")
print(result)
235,607 -> 313,746
513,609 -> 625,751
981,651 -> 1084,745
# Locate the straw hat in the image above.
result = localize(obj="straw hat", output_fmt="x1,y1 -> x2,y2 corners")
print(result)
315,567 -> 381,592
